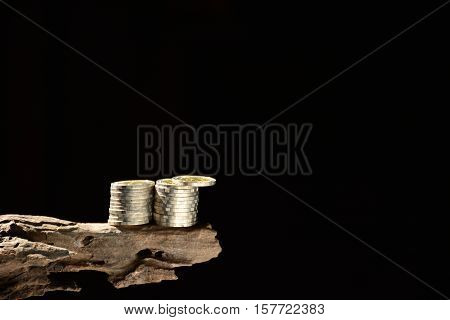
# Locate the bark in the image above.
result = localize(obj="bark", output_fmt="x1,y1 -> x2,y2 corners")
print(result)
0,214 -> 221,299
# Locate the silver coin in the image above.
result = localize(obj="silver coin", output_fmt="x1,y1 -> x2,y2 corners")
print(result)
109,207 -> 150,211
108,220 -> 150,226
153,212 -> 197,218
110,196 -> 152,200
109,215 -> 151,222
108,219 -> 151,224
109,208 -> 151,212
155,193 -> 198,199
110,189 -> 152,195
153,211 -> 197,218
153,199 -> 198,207
154,198 -> 199,204
155,185 -> 196,191
109,210 -> 150,215
154,197 -> 198,203
153,215 -> 197,221
155,190 -> 198,196
110,196 -> 151,201
153,203 -> 198,209
109,212 -> 150,217
156,185 -> 197,191
153,209 -> 198,218
110,199 -> 152,204
110,193 -> 153,199
109,203 -> 150,208
109,203 -> 151,210
110,187 -> 153,191
155,178 -> 186,187
154,206 -> 197,213
153,214 -> 197,223
111,180 -> 155,187
153,210 -> 197,217
155,186 -> 198,192
110,188 -> 152,193
111,186 -> 153,191
111,192 -> 153,200
154,203 -> 198,209
172,175 -> 216,187
109,208 -> 151,213
109,199 -> 152,204
108,216 -> 150,221
109,212 -> 150,218
153,205 -> 197,212
154,220 -> 197,227
108,214 -> 150,219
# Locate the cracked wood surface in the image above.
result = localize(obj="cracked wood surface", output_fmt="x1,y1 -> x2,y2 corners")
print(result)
0,214 -> 221,299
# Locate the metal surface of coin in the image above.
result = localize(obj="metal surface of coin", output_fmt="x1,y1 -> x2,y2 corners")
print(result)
111,180 -> 155,187
154,212 -> 197,219
153,216 -> 197,222
154,196 -> 198,201
155,189 -> 198,195
155,192 -> 198,199
155,178 -> 185,187
154,220 -> 197,227
153,211 -> 197,218
108,220 -> 150,226
108,216 -> 150,222
109,209 -> 150,214
153,205 -> 197,212
153,203 -> 197,209
172,176 -> 216,187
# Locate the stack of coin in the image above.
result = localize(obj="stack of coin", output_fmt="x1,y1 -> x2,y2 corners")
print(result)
153,176 -> 216,227
108,180 -> 155,226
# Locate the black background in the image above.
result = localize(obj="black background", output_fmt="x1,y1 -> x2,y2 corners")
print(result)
1,0 -> 450,299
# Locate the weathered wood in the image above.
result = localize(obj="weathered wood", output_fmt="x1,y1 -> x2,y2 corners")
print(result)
0,214 -> 221,299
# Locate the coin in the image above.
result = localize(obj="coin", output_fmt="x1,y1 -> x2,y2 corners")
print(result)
109,204 -> 150,208
155,189 -> 198,195
110,205 -> 151,209
109,212 -> 150,217
110,198 -> 151,204
172,175 -> 216,187
155,193 -> 199,199
109,207 -> 150,212
154,202 -> 199,209
153,205 -> 197,212
155,184 -> 198,191
109,215 -> 150,220
108,215 -> 150,221
153,211 -> 197,218
154,220 -> 197,227
108,220 -> 150,226
111,180 -> 155,187
153,213 -> 197,222
153,210 -> 198,216
110,191 -> 152,196
109,218 -> 150,223
153,202 -> 198,209
155,196 -> 198,201
156,178 -> 185,187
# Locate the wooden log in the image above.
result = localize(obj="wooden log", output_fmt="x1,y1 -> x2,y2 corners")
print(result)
0,214 -> 221,299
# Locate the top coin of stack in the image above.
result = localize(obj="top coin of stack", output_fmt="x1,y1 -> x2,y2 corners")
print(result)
173,175 -> 216,187
108,180 -> 155,226
153,176 -> 216,228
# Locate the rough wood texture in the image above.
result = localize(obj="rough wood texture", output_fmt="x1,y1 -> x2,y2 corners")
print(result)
0,214 -> 221,299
